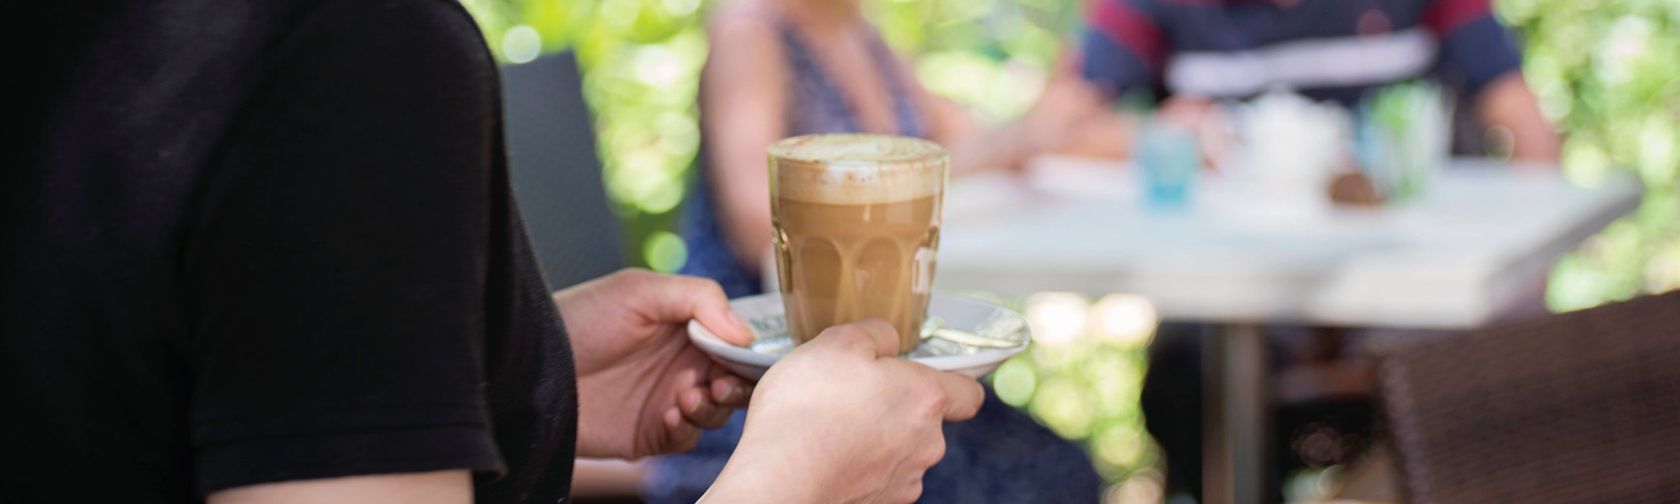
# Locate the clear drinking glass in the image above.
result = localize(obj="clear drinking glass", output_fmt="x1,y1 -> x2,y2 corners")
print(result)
768,134 -> 949,354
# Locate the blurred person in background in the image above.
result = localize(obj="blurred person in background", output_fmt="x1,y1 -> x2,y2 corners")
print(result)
1080,0 -> 1561,163
8,1 -> 984,502
622,0 -> 1114,501
689,1 -> 1111,299
1071,0 -> 1563,500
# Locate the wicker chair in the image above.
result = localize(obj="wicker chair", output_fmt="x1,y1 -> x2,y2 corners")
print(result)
1375,291 -> 1680,503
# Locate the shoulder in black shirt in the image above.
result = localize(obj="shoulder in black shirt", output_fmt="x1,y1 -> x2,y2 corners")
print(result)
4,0 -> 576,501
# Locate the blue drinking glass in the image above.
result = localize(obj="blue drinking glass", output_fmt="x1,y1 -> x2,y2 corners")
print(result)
1137,122 -> 1199,210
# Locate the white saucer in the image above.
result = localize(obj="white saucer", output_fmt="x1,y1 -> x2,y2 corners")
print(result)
687,292 -> 1032,380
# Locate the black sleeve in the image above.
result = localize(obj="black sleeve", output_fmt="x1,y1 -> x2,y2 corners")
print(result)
181,0 -> 569,496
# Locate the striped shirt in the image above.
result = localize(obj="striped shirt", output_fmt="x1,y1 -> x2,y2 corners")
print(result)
1080,0 -> 1523,105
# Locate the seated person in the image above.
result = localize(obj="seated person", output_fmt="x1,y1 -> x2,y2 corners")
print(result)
632,0 -> 1111,502
1080,0 -> 1560,162
1073,0 -> 1561,499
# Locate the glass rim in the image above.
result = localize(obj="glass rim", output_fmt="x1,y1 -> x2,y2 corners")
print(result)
768,133 -> 948,172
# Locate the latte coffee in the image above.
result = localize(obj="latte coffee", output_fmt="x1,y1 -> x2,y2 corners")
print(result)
769,134 -> 947,354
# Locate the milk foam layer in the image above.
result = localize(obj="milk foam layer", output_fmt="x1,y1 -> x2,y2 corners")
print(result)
770,134 -> 947,205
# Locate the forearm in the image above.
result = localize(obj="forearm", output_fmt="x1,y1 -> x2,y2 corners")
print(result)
208,471 -> 471,504
947,114 -> 1134,173
699,467 -> 783,503
945,123 -> 1038,175
571,459 -> 648,499
700,447 -> 819,503
1045,112 -> 1133,160
1475,71 -> 1562,164
942,89 -> 1133,171
720,204 -> 775,276
700,9 -> 789,276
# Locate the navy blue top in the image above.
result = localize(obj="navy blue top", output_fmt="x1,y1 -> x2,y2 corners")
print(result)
1080,0 -> 1524,105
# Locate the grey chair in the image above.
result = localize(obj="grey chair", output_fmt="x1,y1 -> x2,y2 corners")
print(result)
1375,291 -> 1680,504
501,52 -> 625,289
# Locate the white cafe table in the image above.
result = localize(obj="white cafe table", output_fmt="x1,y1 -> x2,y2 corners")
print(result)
935,157 -> 1643,504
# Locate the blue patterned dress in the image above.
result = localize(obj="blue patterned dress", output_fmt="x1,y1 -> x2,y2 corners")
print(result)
657,14 -> 1103,503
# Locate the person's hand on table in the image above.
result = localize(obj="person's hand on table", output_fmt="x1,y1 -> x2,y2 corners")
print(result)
1156,96 -> 1232,170
1019,50 -> 1110,158
553,269 -> 757,459
701,319 -> 985,503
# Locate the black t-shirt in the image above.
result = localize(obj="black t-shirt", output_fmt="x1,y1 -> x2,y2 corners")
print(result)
5,0 -> 576,501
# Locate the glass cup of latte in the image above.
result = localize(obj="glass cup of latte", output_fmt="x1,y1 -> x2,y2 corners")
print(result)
769,134 -> 948,355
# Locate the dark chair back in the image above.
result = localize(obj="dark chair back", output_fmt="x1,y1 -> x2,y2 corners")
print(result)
501,52 -> 624,289
1376,292 -> 1680,504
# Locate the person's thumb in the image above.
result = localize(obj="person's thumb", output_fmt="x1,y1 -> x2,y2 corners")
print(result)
633,270 -> 755,346
810,319 -> 901,359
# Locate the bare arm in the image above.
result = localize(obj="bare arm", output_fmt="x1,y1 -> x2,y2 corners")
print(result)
570,459 -> 649,499
919,90 -> 1039,175
1050,112 -> 1135,161
907,56 -> 1038,175
1474,71 -> 1561,164
702,7 -> 791,275
911,49 -> 1118,173
207,471 -> 470,504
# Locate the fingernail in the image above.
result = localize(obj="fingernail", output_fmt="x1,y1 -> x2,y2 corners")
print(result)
682,389 -> 704,413
731,312 -> 753,336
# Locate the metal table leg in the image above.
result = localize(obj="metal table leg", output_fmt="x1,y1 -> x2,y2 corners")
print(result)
1203,324 -> 1268,504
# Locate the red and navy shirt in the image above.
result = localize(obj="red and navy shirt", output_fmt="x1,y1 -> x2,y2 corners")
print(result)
1080,0 -> 1524,105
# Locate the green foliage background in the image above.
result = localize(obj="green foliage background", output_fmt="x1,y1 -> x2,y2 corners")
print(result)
463,0 -> 1679,491
1496,0 -> 1680,311
460,0 -> 1081,274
